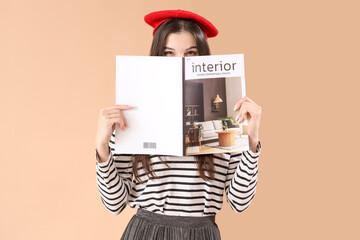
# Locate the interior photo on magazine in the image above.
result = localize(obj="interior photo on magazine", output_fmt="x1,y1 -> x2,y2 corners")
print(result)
115,54 -> 249,156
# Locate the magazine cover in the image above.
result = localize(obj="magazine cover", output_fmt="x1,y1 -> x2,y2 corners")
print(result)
183,54 -> 249,155
115,54 -> 249,156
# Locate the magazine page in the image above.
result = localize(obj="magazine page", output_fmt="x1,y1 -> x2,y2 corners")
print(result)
114,56 -> 183,156
183,54 -> 249,156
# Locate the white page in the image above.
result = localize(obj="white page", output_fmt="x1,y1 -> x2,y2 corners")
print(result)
115,56 -> 183,156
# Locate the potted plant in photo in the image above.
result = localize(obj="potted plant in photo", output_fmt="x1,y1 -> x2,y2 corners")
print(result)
218,116 -> 235,130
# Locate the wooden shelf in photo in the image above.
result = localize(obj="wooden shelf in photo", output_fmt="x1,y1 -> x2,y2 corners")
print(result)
185,104 -> 202,130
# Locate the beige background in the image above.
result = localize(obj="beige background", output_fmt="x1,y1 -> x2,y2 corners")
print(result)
1,0 -> 359,239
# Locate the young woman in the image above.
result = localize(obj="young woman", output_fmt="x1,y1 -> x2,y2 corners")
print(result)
95,9 -> 262,240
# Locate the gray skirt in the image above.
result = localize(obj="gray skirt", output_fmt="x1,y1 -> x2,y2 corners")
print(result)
120,208 -> 221,240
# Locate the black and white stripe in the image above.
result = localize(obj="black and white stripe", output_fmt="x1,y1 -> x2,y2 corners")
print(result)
96,133 -> 261,216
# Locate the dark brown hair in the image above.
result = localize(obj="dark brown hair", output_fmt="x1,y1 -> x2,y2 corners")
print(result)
132,18 -> 215,184
150,18 -> 211,56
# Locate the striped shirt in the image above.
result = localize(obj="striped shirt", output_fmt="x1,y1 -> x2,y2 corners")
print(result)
96,133 -> 262,217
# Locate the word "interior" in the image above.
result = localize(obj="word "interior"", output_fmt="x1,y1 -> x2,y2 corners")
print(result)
192,61 -> 237,73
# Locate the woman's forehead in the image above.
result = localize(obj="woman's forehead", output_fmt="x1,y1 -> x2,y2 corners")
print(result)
164,31 -> 197,48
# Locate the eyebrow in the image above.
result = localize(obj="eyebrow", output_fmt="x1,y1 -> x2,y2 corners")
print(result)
164,46 -> 198,50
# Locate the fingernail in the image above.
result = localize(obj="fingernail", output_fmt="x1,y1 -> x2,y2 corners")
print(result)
233,106 -> 237,111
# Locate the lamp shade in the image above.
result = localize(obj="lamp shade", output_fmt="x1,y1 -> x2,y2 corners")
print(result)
213,94 -> 223,103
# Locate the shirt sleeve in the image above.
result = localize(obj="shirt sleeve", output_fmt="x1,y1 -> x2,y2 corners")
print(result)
225,140 -> 262,212
95,133 -> 133,215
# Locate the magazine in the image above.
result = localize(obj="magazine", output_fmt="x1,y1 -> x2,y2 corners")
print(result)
115,54 -> 249,156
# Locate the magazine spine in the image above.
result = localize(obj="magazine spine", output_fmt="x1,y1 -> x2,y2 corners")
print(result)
182,57 -> 186,156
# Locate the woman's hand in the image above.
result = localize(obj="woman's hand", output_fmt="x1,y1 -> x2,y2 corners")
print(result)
233,97 -> 262,153
95,105 -> 134,162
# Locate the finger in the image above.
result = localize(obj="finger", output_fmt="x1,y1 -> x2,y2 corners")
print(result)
102,105 -> 135,114
102,106 -> 135,116
113,117 -> 125,131
106,111 -> 128,130
243,96 -> 256,104
241,103 -> 262,118
235,102 -> 250,121
106,116 -> 125,130
107,118 -> 121,130
106,112 -> 122,117
233,96 -> 251,111
237,103 -> 257,122
238,111 -> 251,123
110,105 -> 135,110
237,113 -> 244,123
120,111 -> 128,128
235,101 -> 260,116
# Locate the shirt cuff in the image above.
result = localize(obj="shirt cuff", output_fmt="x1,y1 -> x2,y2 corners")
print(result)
247,140 -> 262,158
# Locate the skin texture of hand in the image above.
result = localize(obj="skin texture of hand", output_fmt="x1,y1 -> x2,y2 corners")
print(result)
233,96 -> 262,153
96,105 -> 134,145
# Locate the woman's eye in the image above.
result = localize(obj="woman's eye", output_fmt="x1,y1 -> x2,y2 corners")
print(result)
186,51 -> 198,56
163,51 -> 174,56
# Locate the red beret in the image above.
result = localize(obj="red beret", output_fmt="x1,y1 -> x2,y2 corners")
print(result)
144,9 -> 218,38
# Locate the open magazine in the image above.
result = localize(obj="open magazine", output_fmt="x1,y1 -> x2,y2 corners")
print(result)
115,54 -> 249,156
